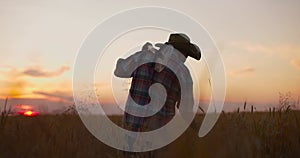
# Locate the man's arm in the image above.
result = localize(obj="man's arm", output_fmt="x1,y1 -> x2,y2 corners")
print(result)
114,58 -> 136,78
114,42 -> 156,78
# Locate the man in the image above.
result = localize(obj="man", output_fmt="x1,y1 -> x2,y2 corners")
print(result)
114,42 -> 158,157
114,33 -> 201,157
140,34 -> 201,158
144,33 -> 201,131
114,42 -> 157,131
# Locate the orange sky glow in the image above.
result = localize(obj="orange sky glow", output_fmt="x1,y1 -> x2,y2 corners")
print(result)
1,0 -> 300,113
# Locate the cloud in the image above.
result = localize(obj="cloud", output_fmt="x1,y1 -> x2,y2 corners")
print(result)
231,41 -> 300,71
0,65 -> 70,78
0,65 -> 71,98
230,41 -> 300,58
230,67 -> 255,76
231,41 -> 274,54
0,80 -> 31,98
23,66 -> 70,78
291,58 -> 300,70
33,91 -> 73,102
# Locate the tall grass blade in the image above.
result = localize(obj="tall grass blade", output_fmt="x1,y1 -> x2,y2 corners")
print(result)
243,100 -> 247,111
1,97 -> 10,135
198,106 -> 205,114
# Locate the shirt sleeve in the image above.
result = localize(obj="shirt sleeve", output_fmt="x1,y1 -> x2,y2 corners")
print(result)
114,51 -> 143,78
114,42 -> 157,78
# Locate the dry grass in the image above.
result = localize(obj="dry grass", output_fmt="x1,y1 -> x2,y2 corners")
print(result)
0,112 -> 299,158
0,94 -> 300,158
0,98 -> 10,136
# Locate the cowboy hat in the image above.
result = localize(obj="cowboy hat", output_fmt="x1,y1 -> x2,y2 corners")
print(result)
165,33 -> 201,60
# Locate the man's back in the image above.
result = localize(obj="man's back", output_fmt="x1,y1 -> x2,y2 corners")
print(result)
124,62 -> 155,131
152,66 -> 180,117
129,63 -> 155,106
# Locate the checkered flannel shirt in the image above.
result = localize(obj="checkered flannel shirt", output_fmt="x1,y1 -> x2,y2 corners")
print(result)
124,63 -> 181,130
124,63 -> 155,130
152,66 -> 180,116
116,44 -> 193,131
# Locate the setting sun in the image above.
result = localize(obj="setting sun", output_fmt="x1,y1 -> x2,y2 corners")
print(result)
22,110 -> 39,117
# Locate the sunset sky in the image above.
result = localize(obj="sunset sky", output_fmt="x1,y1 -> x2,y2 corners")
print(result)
1,0 -> 300,112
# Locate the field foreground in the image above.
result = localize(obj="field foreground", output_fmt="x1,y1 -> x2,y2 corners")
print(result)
1,111 -> 300,158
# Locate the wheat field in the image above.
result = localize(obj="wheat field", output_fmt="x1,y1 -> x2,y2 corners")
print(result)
1,103 -> 300,158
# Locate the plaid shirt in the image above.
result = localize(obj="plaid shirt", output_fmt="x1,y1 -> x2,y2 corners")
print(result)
124,63 -> 155,130
152,67 -> 180,116
124,63 -> 181,130
116,44 -> 193,131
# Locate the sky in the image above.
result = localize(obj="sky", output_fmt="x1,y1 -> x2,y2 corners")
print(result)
0,0 -> 300,112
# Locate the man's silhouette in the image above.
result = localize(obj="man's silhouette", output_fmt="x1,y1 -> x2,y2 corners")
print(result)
114,43 -> 157,157
114,33 -> 201,157
144,33 -> 201,131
